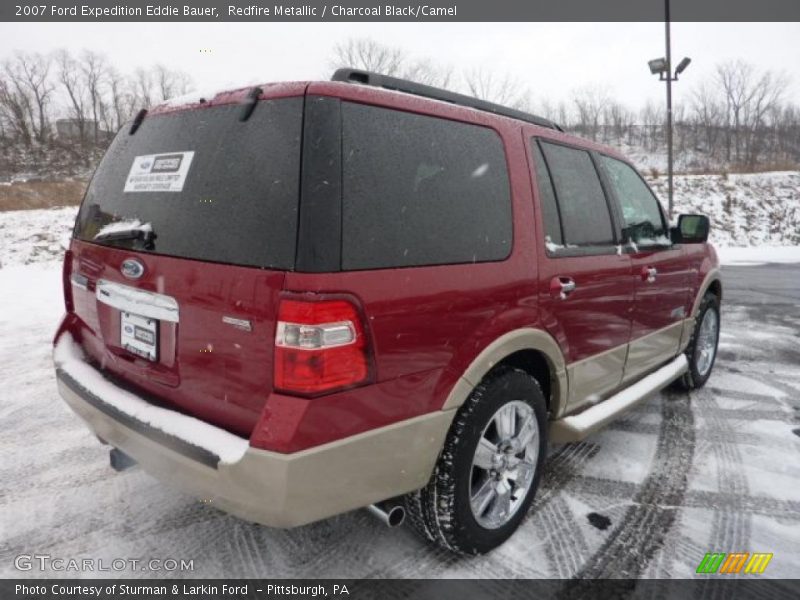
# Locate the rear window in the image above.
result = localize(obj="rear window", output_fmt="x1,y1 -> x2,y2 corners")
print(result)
74,98 -> 303,269
340,103 -> 512,270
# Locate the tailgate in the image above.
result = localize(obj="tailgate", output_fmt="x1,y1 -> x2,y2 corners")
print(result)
65,95 -> 303,436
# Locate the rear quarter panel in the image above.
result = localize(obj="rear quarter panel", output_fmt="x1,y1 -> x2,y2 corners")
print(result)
282,95 -> 544,439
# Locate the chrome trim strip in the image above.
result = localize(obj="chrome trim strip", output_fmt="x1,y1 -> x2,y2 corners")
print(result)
95,279 -> 179,323
222,315 -> 252,332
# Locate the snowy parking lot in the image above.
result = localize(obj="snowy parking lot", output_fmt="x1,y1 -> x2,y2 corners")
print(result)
1,234 -> 799,579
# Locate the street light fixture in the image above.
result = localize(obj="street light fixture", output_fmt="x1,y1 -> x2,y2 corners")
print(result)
648,0 -> 691,220
648,58 -> 668,75
675,57 -> 692,76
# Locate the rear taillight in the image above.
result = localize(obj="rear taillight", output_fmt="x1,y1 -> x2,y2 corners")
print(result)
274,297 -> 371,395
62,249 -> 74,313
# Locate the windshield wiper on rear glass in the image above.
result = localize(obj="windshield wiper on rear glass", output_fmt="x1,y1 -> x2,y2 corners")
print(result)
94,225 -> 156,249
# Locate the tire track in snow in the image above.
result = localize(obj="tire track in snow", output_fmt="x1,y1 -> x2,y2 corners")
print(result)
529,442 -> 600,578
560,391 -> 695,588
536,497 -> 591,578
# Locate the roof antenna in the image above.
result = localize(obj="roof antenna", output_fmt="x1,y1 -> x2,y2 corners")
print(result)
239,87 -> 262,122
129,109 -> 147,135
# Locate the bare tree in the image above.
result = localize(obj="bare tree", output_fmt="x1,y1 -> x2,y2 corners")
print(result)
640,100 -> 664,152
572,85 -> 610,141
153,64 -> 192,102
742,69 -> 788,166
132,67 -> 154,108
105,66 -> 136,131
14,52 -> 53,143
331,38 -> 405,76
56,49 -> 89,145
690,83 -> 724,157
80,50 -> 108,144
602,101 -> 634,144
401,58 -> 454,88
1,52 -> 54,144
0,76 -> 33,144
331,38 -> 454,89
463,68 -> 527,108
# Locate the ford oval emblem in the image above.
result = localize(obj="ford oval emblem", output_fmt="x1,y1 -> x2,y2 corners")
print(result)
121,258 -> 145,279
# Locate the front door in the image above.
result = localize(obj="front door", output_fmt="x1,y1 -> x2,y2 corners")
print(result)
596,155 -> 690,382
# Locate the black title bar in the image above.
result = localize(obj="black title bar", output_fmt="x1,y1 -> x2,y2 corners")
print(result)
3,0 -> 800,22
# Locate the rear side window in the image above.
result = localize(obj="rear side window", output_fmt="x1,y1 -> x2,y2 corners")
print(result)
340,103 -> 512,270
74,98 -> 303,269
599,155 -> 668,245
539,142 -> 614,246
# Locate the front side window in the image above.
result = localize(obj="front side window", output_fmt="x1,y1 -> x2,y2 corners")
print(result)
539,142 -> 615,247
340,103 -> 512,270
600,155 -> 669,246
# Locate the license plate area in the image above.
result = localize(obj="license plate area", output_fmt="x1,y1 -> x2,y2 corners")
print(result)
121,311 -> 159,362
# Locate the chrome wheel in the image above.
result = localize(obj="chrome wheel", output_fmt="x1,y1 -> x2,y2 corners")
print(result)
470,400 -> 539,529
695,307 -> 719,376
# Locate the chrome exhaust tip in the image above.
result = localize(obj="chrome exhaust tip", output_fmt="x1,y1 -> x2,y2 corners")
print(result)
367,501 -> 406,528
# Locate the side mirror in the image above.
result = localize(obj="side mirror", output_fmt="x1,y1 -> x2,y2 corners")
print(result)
671,214 -> 710,244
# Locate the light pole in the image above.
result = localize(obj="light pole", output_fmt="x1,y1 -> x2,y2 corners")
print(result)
648,0 -> 691,220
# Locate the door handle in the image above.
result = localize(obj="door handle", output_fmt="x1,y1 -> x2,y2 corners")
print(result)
641,266 -> 658,283
550,276 -> 577,299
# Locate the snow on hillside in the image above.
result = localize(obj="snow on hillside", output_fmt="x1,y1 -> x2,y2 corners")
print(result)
0,172 -> 798,269
647,171 -> 800,246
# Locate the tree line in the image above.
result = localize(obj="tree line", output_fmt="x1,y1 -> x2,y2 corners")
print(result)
331,39 -> 799,172
2,39 -> 798,173
0,49 -> 192,147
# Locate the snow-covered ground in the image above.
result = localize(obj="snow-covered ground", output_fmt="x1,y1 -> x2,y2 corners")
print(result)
0,206 -> 75,267
0,206 -> 799,579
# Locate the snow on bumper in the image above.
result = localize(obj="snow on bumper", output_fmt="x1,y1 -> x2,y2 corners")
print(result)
53,335 -> 454,527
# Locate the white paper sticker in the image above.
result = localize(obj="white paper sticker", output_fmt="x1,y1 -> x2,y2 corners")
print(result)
124,151 -> 195,193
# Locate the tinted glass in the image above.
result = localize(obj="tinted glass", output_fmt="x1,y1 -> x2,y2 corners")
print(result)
600,155 -> 668,245
540,142 -> 614,246
341,103 -> 512,270
74,99 -> 303,269
531,141 -> 563,247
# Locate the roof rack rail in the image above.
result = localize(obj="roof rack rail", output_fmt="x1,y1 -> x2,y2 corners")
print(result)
331,68 -> 563,132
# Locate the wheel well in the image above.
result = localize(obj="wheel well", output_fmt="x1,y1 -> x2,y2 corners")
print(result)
707,279 -> 722,303
492,349 -> 554,413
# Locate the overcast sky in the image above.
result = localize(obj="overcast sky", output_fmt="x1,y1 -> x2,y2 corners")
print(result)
2,22 -> 798,109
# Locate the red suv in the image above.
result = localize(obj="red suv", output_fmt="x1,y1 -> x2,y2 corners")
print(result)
53,69 -> 721,554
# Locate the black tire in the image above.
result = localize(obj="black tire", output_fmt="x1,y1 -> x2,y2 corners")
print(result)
404,367 -> 548,555
675,292 -> 720,390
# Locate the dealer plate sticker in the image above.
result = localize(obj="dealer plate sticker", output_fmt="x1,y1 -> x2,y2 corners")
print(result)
124,151 -> 195,193
121,311 -> 159,361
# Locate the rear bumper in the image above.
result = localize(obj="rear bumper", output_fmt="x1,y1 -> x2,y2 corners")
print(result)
55,362 -> 454,528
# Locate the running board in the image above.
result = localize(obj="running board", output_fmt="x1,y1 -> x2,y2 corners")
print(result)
550,355 -> 688,443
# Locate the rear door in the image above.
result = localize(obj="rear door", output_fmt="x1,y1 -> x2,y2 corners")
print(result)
69,96 -> 304,436
529,138 -> 634,413
596,155 -> 690,382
